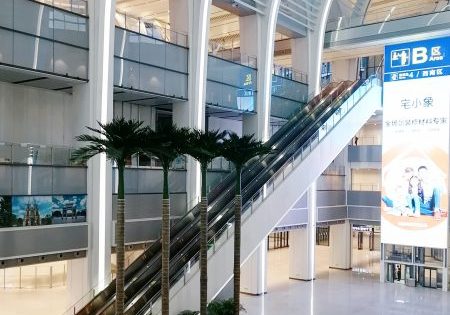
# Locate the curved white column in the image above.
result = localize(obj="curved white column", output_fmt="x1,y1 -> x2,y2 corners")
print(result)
171,0 -> 211,209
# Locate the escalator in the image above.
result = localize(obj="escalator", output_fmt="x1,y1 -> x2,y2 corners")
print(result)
77,76 -> 379,315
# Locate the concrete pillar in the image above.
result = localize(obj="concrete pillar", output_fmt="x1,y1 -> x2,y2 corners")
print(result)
331,59 -> 358,81
329,220 -> 352,269
170,0 -> 211,209
289,182 -> 316,280
79,0 -> 116,291
240,238 -> 267,295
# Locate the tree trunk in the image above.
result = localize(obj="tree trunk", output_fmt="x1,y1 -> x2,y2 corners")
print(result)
116,164 -> 126,315
161,167 -> 170,315
233,167 -> 242,315
200,166 -> 208,315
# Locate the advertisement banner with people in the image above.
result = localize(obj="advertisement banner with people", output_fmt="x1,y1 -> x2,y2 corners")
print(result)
382,37 -> 450,249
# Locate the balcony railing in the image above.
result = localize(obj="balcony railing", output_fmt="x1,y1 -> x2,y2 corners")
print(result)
0,0 -> 89,80
115,11 -> 188,48
0,142 -> 84,166
34,0 -> 87,16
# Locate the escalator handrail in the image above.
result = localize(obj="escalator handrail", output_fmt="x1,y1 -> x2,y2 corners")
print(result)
74,81 -> 348,315
106,81 -> 355,314
129,76 -> 380,315
163,75 -> 380,306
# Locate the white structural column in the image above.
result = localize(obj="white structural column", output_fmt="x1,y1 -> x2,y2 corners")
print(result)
288,0 -> 333,282
289,181 -> 316,280
242,0 -> 280,142
331,59 -> 358,81
240,238 -> 267,295
329,220 -> 352,269
239,2 -> 280,295
171,0 -> 211,209
76,0 -> 116,291
239,13 -> 267,296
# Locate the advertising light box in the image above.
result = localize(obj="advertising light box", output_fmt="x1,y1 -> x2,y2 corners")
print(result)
382,37 -> 450,249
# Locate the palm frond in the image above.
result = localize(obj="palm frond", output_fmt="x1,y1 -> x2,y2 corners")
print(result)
72,118 -> 146,165
186,129 -> 225,166
141,123 -> 191,169
221,131 -> 272,169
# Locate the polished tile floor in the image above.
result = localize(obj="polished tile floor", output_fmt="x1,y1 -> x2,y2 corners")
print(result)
0,244 -> 448,315
241,246 -> 450,315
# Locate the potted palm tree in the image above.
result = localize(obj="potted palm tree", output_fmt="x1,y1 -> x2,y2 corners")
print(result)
71,118 -> 146,315
186,129 -> 225,315
141,123 -> 190,315
220,132 -> 272,315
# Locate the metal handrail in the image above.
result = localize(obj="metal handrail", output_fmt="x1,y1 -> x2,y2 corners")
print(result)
156,75 -> 381,313
115,11 -> 188,47
34,0 -> 88,16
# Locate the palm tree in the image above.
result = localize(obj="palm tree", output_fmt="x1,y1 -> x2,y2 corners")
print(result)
141,123 -> 190,315
220,132 -> 272,315
186,129 -> 225,315
71,118 -> 146,315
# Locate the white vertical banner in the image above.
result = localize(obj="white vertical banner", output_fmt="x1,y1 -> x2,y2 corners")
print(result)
382,37 -> 450,249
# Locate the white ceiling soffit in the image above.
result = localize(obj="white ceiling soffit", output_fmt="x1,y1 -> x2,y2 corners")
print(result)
116,0 -> 170,24
212,0 -> 267,15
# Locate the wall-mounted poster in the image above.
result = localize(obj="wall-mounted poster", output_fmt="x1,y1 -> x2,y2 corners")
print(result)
0,194 -> 87,228
52,194 -> 87,224
12,196 -> 53,226
382,37 -> 450,249
0,196 -> 13,228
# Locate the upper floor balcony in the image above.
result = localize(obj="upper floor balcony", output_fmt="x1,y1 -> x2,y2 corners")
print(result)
0,0 -> 89,91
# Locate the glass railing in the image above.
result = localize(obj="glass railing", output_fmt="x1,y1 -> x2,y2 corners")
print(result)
206,55 -> 257,112
0,0 -> 89,79
115,11 -> 187,47
0,142 -> 83,166
114,26 -> 188,99
155,75 -> 381,311
351,136 -> 382,145
326,5 -> 450,32
208,40 -> 257,68
273,64 -> 308,84
1,261 -> 67,289
324,6 -> 450,42
61,275 -> 113,315
75,80 -> 364,315
34,0 -> 88,16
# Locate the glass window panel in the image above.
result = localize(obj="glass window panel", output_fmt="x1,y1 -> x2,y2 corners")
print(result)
13,33 -> 53,72
139,35 -> 166,66
0,0 -> 13,28
0,166 -> 12,195
114,58 -> 139,89
53,11 -> 88,48
0,29 -> 13,65
114,29 -> 139,61
139,64 -> 165,94
165,44 -> 188,73
14,0 -> 53,39
31,167 -> 52,194
52,147 -> 70,165
54,43 -> 88,79
164,72 -> 187,99
12,166 -> 29,195
52,167 -> 87,194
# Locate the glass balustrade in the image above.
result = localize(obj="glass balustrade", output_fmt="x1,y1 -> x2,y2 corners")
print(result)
0,0 -> 89,79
